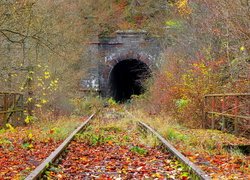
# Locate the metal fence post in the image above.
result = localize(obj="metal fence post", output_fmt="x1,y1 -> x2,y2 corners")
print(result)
221,97 -> 225,131
20,94 -> 25,121
3,94 -> 8,124
211,96 -> 215,129
234,96 -> 239,134
203,96 -> 207,128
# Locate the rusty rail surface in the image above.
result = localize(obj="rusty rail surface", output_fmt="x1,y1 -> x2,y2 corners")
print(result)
137,121 -> 211,180
0,92 -> 24,125
203,93 -> 250,137
25,113 -> 96,180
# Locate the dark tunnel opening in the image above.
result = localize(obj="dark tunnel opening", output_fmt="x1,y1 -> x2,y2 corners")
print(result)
109,59 -> 151,102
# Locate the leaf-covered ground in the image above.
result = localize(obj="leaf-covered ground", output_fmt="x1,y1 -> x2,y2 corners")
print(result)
133,110 -> 250,180
0,117 -> 83,179
1,108 -> 249,179
46,113 -> 191,179
177,129 -> 250,179
0,138 -> 60,179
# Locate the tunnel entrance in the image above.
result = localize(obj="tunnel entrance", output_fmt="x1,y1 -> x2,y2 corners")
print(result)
109,59 -> 151,102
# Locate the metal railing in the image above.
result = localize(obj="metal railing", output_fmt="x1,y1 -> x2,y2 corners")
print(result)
0,92 -> 24,126
203,93 -> 250,137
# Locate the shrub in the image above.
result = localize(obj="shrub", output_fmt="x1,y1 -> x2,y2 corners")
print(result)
143,56 -> 226,128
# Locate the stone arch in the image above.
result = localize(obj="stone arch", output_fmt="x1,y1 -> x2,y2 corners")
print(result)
105,51 -> 153,68
84,31 -> 163,97
104,52 -> 153,102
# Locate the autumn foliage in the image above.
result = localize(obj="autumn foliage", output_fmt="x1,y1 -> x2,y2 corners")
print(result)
146,56 -> 217,127
133,0 -> 250,128
145,53 -> 249,128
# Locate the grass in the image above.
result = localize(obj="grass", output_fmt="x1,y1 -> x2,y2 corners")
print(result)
0,115 -> 85,179
0,138 -> 12,147
100,125 -> 122,133
130,146 -> 148,155
31,116 -> 83,141
164,127 -> 187,142
138,132 -> 160,147
0,116 -> 83,144
130,109 -> 250,179
76,131 -> 116,146
0,117 -> 83,155
75,109 -> 159,148
75,113 -> 138,146
132,110 -> 250,153
1,105 -> 249,179
72,95 -> 104,115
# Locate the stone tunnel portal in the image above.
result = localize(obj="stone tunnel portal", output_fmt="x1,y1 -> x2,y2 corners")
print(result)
109,59 -> 151,102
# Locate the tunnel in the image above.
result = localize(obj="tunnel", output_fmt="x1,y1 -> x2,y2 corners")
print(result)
109,59 -> 151,102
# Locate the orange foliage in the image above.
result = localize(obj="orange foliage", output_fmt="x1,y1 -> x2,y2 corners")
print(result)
118,21 -> 135,30
115,0 -> 128,11
147,56 -> 229,127
176,0 -> 192,16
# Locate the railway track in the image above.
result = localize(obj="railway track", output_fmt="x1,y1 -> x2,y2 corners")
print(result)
25,111 -> 210,180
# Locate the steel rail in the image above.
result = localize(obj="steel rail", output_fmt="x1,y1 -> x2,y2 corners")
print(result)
0,92 -> 23,95
205,93 -> 250,97
25,112 -> 210,179
137,121 -> 211,180
0,109 -> 24,114
206,112 -> 250,120
25,113 -> 96,180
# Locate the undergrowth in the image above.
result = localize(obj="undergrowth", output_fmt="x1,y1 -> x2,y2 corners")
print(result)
130,109 -> 250,179
133,110 -> 249,153
0,116 -> 83,144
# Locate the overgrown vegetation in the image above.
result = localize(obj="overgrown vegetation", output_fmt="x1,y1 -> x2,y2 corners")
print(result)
132,110 -> 250,179
72,95 -> 104,115
0,116 -> 83,178
130,0 -> 249,128
1,0 -> 248,127
44,111 -> 191,179
0,0 -> 249,179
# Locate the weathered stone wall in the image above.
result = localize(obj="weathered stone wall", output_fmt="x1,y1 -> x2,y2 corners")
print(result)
81,30 -> 163,96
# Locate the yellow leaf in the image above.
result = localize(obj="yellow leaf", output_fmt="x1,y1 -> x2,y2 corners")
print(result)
28,133 -> 33,140
176,0 -> 192,15
6,123 -> 15,131
240,46 -> 245,51
28,144 -> 33,148
151,173 -> 161,178
25,118 -> 29,124
27,98 -> 33,102
41,99 -> 48,104
25,116 -> 33,124
35,104 -> 42,108
38,83 -> 43,87
44,71 -> 50,79
45,75 -> 50,79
